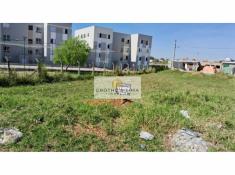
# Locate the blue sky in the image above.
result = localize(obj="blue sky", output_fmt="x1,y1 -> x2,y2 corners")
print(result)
72,23 -> 235,60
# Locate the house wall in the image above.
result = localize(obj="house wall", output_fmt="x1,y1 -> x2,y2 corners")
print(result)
223,63 -> 235,75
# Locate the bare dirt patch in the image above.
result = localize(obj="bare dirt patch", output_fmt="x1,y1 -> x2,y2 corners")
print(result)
84,99 -> 133,107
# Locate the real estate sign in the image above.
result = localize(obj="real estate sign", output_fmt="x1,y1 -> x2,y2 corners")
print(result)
94,76 -> 141,99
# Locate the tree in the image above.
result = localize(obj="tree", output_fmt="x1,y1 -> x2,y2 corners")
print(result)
53,37 -> 90,72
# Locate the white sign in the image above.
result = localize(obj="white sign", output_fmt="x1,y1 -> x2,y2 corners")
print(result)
94,76 -> 141,99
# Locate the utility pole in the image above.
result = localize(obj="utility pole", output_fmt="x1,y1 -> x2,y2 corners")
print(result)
172,40 -> 177,69
173,40 -> 177,60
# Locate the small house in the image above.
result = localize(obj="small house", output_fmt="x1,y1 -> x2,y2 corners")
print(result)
222,62 -> 235,75
172,60 -> 200,71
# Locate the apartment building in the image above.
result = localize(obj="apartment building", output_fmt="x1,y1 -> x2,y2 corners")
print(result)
44,23 -> 72,63
74,25 -> 152,70
131,34 -> 152,69
112,32 -> 131,69
74,26 -> 113,68
0,23 -> 72,64
0,23 -> 44,64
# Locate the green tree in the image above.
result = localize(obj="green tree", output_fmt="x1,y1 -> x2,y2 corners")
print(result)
53,37 -> 90,72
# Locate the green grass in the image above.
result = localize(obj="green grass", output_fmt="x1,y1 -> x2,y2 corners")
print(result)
0,70 -> 234,151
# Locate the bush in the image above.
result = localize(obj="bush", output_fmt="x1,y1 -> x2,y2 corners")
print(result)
37,62 -> 49,82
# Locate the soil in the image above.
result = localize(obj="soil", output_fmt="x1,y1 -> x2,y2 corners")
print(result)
84,99 -> 133,107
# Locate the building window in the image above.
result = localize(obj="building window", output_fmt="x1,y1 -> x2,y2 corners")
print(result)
36,27 -> 42,33
139,48 -> 141,52
50,39 -> 54,44
87,33 -> 89,37
98,43 -> 101,48
35,49 -> 39,55
107,44 -> 110,49
146,57 -> 148,61
126,40 -> 130,44
3,46 -> 10,53
126,56 -> 129,60
139,57 -> 141,61
108,35 -> 110,39
98,53 -> 101,58
28,25 -> 33,30
36,38 -> 42,44
65,29 -> 68,34
3,34 -> 10,41
28,39 -> 33,44
28,50 -> 33,55
121,38 -> 125,42
99,33 -> 107,38
141,40 -> 144,44
120,57 -> 123,61
146,41 -> 149,45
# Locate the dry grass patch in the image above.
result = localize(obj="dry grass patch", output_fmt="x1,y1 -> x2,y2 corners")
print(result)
73,123 -> 108,140
84,99 -> 132,107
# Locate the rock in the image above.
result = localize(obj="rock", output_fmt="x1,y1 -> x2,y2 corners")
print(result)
170,128 -> 209,152
180,110 -> 190,119
140,131 -> 154,140
0,128 -> 23,145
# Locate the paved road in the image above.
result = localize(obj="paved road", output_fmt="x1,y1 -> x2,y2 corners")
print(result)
0,64 -> 112,72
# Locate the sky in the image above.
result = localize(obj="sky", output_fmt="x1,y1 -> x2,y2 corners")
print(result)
72,23 -> 235,60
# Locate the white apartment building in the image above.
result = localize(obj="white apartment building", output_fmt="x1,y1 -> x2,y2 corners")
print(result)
74,25 -> 152,70
75,26 -> 113,68
131,34 -> 152,69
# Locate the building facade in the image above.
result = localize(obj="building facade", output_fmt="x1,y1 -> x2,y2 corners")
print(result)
0,23 -> 72,64
74,26 -> 114,68
112,32 -> 131,69
131,34 -> 152,70
44,23 -> 72,64
74,25 -> 152,70
0,23 -> 44,64
222,62 -> 235,75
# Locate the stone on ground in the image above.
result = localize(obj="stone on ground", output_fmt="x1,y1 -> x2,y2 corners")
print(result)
0,128 -> 23,145
139,131 -> 154,140
170,128 -> 209,152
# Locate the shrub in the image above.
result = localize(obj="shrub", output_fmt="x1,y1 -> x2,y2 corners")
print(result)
37,62 -> 49,81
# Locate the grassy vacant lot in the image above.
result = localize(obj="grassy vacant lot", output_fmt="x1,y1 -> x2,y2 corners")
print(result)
0,70 -> 234,151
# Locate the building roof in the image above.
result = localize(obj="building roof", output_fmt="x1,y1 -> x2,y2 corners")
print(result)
173,60 -> 200,63
222,61 -> 235,64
